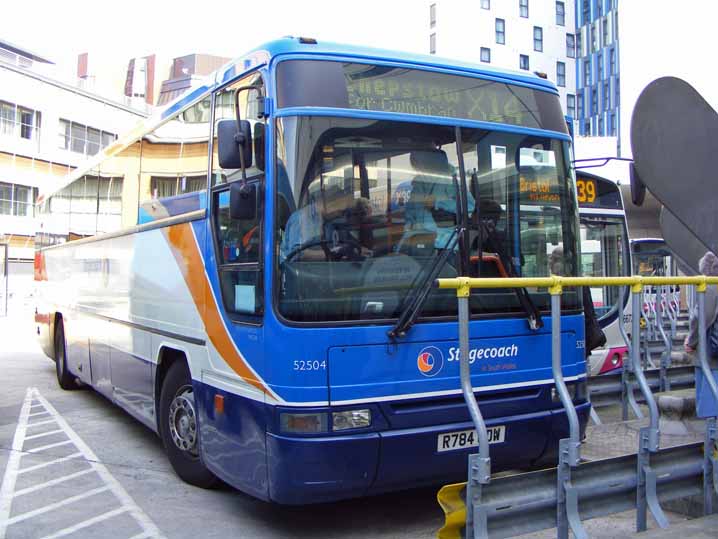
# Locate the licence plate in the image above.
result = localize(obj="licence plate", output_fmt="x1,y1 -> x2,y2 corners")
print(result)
437,426 -> 506,452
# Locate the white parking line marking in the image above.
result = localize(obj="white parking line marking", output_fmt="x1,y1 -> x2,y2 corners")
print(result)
0,388 -> 166,539
0,388 -> 33,537
26,419 -> 56,428
26,439 -> 73,454
6,485 -> 111,525
28,410 -> 50,418
17,452 -> 84,475
25,428 -> 64,441
37,507 -> 130,539
13,468 -> 95,497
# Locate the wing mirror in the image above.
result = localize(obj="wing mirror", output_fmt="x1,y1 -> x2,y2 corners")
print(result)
217,119 -> 252,170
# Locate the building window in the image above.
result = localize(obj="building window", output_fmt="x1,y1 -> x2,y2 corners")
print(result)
430,3 -> 436,27
610,112 -> 616,135
520,54 -> 529,70
615,77 -> 620,105
495,19 -> 505,44
481,0 -> 490,9
584,119 -> 591,136
577,91 -> 584,119
481,48 -> 491,63
577,32 -> 582,57
556,1 -> 565,26
557,62 -> 566,87
603,16 -> 609,46
592,88 -> 598,115
520,0 -> 529,18
430,33 -> 436,54
58,119 -> 116,156
567,34 -> 576,58
607,0 -> 612,10
604,82 -> 610,110
599,116 -> 604,135
582,0 -> 590,23
583,60 -> 591,85
533,27 -> 543,52
591,22 -> 598,52
598,54 -> 604,79
567,94 -> 576,118
0,182 -> 37,217
0,101 -> 41,142
610,47 -> 616,75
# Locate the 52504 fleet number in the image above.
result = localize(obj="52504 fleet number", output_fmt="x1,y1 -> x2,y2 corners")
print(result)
293,360 -> 327,371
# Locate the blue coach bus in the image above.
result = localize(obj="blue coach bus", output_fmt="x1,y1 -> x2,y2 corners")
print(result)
35,38 -> 589,504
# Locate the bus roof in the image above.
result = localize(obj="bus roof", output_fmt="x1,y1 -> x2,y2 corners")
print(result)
217,37 -> 558,92
39,37 -> 560,201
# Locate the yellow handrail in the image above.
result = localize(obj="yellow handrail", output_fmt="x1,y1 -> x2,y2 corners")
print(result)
436,275 -> 718,296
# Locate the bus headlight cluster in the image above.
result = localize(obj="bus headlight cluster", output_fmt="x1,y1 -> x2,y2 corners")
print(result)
280,412 -> 328,433
279,409 -> 372,434
332,409 -> 371,431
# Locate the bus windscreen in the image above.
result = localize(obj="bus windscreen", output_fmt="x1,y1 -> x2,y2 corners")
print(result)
275,60 -> 568,133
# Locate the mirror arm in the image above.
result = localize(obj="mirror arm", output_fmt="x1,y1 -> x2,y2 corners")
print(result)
232,84 -> 265,185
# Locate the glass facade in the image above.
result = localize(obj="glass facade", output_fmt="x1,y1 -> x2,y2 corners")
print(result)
576,0 -> 620,143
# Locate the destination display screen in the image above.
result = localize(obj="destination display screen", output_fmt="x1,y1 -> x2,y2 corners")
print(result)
276,60 -> 568,134
576,173 -> 622,209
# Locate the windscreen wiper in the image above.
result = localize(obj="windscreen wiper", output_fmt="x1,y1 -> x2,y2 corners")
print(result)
387,228 -> 460,341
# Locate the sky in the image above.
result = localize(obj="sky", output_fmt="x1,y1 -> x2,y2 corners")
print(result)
3,0 -> 426,74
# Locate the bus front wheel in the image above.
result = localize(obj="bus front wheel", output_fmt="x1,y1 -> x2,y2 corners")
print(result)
54,318 -> 78,390
159,361 -> 219,489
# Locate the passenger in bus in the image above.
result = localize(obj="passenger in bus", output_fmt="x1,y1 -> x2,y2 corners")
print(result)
402,149 -> 473,250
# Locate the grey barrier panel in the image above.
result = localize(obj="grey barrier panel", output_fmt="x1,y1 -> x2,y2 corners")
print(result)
479,443 -> 703,539
590,366 -> 695,409
449,277 -> 717,538
631,77 -> 718,255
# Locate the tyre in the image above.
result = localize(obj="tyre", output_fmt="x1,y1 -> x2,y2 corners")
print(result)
159,360 -> 219,488
54,318 -> 77,390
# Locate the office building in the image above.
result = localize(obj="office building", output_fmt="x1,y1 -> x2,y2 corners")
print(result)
428,0 -> 577,117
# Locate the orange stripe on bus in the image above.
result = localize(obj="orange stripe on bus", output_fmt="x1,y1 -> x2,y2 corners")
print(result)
163,223 -> 270,397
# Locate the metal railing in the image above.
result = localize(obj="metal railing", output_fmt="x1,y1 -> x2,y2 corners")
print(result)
436,275 -> 718,539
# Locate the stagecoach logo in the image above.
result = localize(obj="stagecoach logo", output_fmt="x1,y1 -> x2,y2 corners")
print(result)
417,346 -> 444,377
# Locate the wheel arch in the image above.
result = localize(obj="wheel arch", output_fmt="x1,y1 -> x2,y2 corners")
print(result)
154,346 -> 191,427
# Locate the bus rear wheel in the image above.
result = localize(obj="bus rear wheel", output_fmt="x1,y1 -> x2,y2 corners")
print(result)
54,319 -> 78,390
159,361 -> 219,489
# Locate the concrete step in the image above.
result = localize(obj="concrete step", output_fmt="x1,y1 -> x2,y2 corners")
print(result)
613,514 -> 718,539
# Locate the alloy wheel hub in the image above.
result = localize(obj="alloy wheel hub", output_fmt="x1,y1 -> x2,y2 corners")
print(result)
168,387 -> 198,456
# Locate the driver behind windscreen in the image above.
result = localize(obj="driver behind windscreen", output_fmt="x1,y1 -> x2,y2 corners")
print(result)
402,149 -> 474,250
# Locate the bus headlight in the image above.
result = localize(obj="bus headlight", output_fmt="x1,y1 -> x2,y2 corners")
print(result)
332,409 -> 371,431
280,412 -> 328,433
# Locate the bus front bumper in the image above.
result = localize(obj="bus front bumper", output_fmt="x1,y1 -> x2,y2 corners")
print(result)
265,400 -> 591,504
